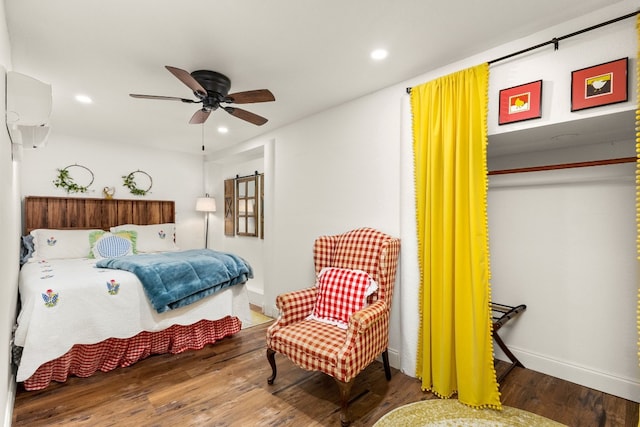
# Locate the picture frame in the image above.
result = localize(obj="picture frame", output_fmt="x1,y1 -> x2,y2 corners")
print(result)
571,57 -> 628,112
498,80 -> 543,125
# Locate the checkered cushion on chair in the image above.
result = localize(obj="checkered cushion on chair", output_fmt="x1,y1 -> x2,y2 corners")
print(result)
269,319 -> 347,373
309,267 -> 377,328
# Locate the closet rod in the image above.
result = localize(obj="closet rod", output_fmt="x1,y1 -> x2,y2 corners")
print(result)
488,156 -> 636,176
406,10 -> 639,94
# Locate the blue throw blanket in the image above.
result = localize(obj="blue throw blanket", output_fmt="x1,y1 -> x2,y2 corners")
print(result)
96,249 -> 252,313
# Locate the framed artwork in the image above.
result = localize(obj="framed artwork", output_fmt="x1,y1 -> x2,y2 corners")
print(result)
498,80 -> 543,125
571,57 -> 628,111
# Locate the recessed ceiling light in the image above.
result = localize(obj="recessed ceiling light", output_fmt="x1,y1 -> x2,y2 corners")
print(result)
217,126 -> 229,134
75,94 -> 93,104
370,49 -> 388,60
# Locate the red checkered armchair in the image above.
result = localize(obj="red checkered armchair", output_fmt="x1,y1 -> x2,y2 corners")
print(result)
266,227 -> 400,426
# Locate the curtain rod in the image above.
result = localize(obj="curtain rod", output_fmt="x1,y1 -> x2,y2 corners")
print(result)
488,156 -> 636,176
406,10 -> 639,94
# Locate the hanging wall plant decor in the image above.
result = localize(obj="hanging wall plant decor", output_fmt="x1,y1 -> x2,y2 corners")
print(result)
122,170 -> 153,196
53,164 -> 94,194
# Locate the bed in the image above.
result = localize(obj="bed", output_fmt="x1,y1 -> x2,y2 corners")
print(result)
15,196 -> 252,391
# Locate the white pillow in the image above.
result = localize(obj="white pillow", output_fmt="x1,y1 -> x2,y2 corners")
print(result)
110,223 -> 179,253
30,228 -> 102,261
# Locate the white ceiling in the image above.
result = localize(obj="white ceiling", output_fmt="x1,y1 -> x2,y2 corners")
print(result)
4,0 -> 624,156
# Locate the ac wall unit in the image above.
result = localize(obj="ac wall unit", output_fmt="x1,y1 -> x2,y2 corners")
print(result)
6,71 -> 52,148
6,71 -> 52,125
9,123 -> 51,148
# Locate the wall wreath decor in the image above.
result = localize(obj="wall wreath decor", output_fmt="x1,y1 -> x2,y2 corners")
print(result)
52,164 -> 94,194
122,170 -> 153,196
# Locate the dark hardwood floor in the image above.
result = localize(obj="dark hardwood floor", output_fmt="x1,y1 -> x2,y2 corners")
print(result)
12,321 -> 638,426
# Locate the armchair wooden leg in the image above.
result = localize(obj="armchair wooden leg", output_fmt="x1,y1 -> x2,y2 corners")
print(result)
335,378 -> 355,427
382,349 -> 391,381
266,348 -> 277,385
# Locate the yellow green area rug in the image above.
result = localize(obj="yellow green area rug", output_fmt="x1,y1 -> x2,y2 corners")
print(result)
374,399 -> 565,427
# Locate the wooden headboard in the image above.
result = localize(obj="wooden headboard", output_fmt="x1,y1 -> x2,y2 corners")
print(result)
23,196 -> 175,234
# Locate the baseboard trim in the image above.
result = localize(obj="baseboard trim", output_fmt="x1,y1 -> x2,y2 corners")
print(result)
376,347 -> 400,371
496,346 -> 640,403
246,287 -> 264,311
387,348 -> 400,370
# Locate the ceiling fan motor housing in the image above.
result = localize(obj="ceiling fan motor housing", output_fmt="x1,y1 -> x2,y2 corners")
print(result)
191,70 -> 231,97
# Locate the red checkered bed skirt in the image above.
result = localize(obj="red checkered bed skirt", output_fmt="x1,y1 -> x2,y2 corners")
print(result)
22,315 -> 242,390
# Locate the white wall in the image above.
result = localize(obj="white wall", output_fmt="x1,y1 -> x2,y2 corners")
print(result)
20,136 -> 205,249
265,86 -> 403,302
257,87 -> 404,368
0,2 -> 18,425
205,156 -> 265,308
207,0 -> 638,401
488,153 -> 637,400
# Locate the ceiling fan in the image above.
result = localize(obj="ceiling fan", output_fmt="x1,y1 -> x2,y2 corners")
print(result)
130,66 -> 275,125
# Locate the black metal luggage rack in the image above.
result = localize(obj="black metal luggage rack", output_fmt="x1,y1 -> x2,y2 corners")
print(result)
491,302 -> 527,383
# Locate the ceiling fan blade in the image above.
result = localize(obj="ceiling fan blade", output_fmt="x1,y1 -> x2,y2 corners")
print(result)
189,109 -> 211,124
225,89 -> 275,104
165,66 -> 207,98
130,94 -> 198,103
223,106 -> 268,126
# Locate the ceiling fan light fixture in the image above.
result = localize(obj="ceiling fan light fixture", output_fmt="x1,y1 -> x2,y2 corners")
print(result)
217,126 -> 229,134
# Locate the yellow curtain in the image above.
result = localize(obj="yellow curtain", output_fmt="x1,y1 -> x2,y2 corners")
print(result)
411,63 -> 501,409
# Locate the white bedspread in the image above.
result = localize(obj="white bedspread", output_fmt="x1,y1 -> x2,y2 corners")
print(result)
15,257 -> 251,382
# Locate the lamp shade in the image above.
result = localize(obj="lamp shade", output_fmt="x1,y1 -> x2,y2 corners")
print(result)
196,196 -> 217,212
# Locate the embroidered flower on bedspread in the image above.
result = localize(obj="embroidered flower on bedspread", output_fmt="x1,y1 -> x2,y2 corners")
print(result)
42,289 -> 59,307
46,237 -> 57,246
158,230 -> 166,239
106,279 -> 120,295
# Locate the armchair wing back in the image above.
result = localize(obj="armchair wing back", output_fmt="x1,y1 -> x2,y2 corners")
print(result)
266,227 -> 400,426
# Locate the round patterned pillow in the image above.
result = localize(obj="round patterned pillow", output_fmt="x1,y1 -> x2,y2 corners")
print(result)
93,234 -> 133,259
